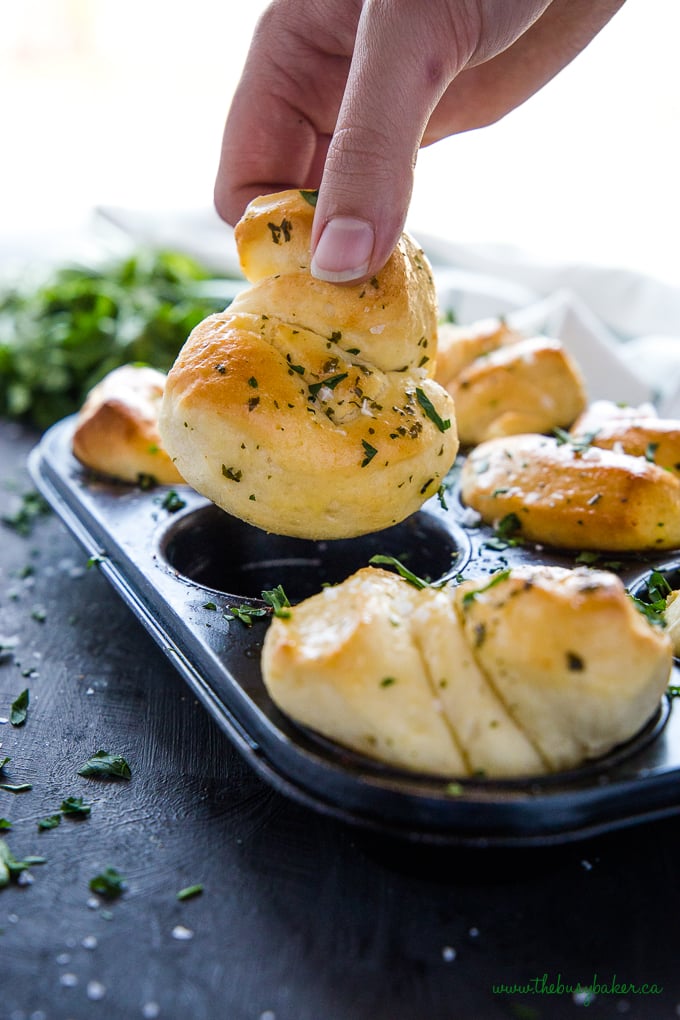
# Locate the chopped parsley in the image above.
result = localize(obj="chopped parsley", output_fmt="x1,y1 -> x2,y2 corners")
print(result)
299,189 -> 318,207
261,585 -> 292,618
9,689 -> 29,726
37,814 -> 61,831
553,427 -> 598,454
308,373 -> 348,398
224,605 -> 269,627
369,554 -> 432,590
380,677 -> 397,687
628,569 -> 672,627
1,491 -> 51,536
645,442 -> 659,463
0,839 -> 46,888
77,750 -> 132,780
60,796 -> 91,818
461,569 -> 512,606
89,865 -> 126,899
267,218 -> 292,244
222,465 -> 242,483
361,439 -> 378,467
415,387 -> 451,433
161,490 -> 186,513
177,883 -> 204,901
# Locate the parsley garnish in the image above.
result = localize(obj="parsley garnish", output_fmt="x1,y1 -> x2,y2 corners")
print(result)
369,554 -> 432,590
60,796 -> 91,818
224,605 -> 269,627
415,387 -> 451,433
37,814 -> 61,831
461,569 -> 512,606
1,491 -> 51,536
0,819 -> 11,831
9,689 -> 28,726
77,750 -> 131,780
361,439 -> 378,467
308,373 -> 348,398
645,442 -> 659,463
0,839 -> 46,888
222,465 -> 242,483
161,490 -> 186,513
267,218 -> 292,244
300,190 -> 318,207
553,427 -> 598,454
89,865 -> 126,899
177,883 -> 204,901
629,570 -> 673,627
261,585 -> 292,618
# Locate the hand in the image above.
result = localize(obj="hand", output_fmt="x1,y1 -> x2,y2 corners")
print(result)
215,0 -> 624,282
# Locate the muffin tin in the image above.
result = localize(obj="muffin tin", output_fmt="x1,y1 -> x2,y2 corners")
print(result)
29,416 -> 680,847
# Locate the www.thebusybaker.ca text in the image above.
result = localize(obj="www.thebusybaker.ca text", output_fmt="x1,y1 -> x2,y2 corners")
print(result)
492,973 -> 663,998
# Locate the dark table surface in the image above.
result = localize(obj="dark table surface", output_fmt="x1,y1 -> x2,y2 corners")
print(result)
2,416 -> 680,1020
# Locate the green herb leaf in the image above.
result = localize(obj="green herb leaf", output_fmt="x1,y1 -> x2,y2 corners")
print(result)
299,190 -> 319,207
0,757 -> 10,771
10,689 -> 29,727
369,555 -> 430,590
461,569 -> 512,606
1,491 -> 51,537
0,783 -> 32,794
89,865 -> 126,899
224,605 -> 269,627
221,465 -> 242,482
0,839 -> 46,888
361,439 -> 378,467
308,373 -> 348,398
77,750 -> 131,780
60,796 -> 91,818
261,585 -> 292,618
176,883 -> 204,901
553,427 -> 599,454
161,490 -> 186,513
0,819 -> 11,831
415,387 -> 451,433
37,814 -> 61,831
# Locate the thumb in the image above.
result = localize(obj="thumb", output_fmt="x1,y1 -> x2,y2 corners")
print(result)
310,0 -> 472,283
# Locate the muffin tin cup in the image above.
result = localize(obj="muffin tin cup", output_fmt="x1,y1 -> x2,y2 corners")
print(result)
28,417 -> 680,847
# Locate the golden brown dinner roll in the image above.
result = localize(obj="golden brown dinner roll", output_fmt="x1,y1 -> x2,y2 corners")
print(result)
460,433 -> 680,551
159,190 -> 459,539
571,399 -> 680,477
663,590 -> 680,656
72,365 -> 183,485
434,319 -> 586,446
261,564 -> 671,778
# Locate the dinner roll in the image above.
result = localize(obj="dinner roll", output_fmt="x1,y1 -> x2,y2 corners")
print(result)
72,364 -> 183,485
664,591 -> 680,656
159,190 -> 459,539
571,399 -> 680,476
435,319 -> 586,446
460,433 -> 680,551
261,564 -> 671,777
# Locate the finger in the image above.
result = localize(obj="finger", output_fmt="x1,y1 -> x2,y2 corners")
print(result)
422,0 -> 626,141
214,1 -> 358,225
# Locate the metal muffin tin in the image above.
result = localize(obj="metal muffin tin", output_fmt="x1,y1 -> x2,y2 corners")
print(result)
29,417 -> 680,847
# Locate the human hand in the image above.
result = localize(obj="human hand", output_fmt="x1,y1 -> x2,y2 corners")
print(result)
215,0 -> 624,283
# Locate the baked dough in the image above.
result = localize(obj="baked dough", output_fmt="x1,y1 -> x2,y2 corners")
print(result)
159,190 -> 459,539
435,317 -> 586,446
261,564 -> 671,777
571,399 -> 680,476
460,433 -> 680,551
72,365 -> 183,485
663,591 -> 680,656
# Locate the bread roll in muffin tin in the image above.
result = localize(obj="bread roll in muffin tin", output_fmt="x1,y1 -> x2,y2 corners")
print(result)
29,417 -> 680,847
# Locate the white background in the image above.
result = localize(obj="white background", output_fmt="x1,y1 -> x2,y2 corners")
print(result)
1,0 -> 679,287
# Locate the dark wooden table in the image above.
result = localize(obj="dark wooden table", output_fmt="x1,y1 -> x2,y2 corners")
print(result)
2,417 -> 680,1020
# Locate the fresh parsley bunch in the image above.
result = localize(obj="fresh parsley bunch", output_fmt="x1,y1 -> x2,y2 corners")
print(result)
0,249 -> 230,430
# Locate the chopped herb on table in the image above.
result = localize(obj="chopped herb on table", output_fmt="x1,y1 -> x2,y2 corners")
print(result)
177,883 -> 204,901
77,750 -> 131,780
60,796 -> 92,818
10,689 -> 29,726
1,491 -> 51,536
89,865 -> 126,899
0,839 -> 46,888
37,814 -> 61,832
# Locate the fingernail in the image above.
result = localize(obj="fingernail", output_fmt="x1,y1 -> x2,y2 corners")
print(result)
311,217 -> 374,283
